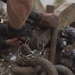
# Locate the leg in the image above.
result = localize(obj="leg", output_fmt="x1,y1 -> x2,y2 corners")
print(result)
7,0 -> 33,29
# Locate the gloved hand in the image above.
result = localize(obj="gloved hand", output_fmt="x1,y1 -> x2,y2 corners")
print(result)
40,13 -> 58,28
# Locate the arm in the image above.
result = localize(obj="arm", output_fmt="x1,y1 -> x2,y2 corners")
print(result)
0,23 -> 26,48
28,11 -> 58,28
0,23 -> 9,48
28,11 -> 42,22
0,36 -> 9,48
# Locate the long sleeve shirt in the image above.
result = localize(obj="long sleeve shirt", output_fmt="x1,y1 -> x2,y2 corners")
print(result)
0,23 -> 9,49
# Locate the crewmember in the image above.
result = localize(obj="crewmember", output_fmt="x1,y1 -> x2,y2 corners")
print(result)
1,0 -> 58,37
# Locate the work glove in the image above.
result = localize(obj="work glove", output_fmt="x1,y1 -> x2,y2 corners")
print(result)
40,13 -> 58,28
